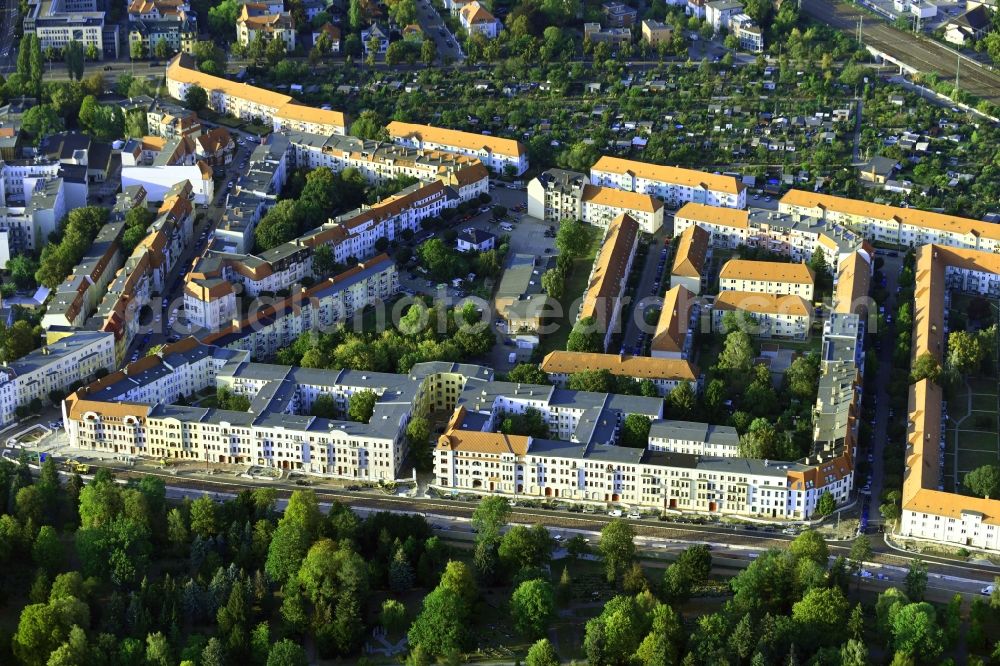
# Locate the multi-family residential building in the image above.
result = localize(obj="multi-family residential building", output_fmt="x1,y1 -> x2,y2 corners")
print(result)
578,214 -> 639,351
237,2 -> 296,50
711,291 -> 811,339
166,54 -> 347,134
128,0 -> 191,21
0,331 -> 115,427
386,121 -> 529,176
673,202 -> 871,270
670,225 -> 711,295
26,0 -> 119,59
88,183 -> 195,363
583,22 -> 632,45
0,173 -> 67,268
199,256 -> 398,354
705,0 -> 744,32
527,169 -> 663,233
651,285 -> 698,359
540,351 -> 700,397
121,161 -> 214,204
590,156 -> 746,209
731,14 -> 763,53
641,19 -> 673,45
146,99 -> 202,138
312,23 -> 341,52
128,16 -> 197,56
460,1 -> 501,38
718,259 -> 816,301
285,131 -> 488,199
778,189 -> 1000,252
41,196 -> 134,330
899,245 -> 1000,550
601,1 -> 637,26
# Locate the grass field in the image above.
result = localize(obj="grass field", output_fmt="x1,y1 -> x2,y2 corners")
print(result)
943,299 -> 1000,493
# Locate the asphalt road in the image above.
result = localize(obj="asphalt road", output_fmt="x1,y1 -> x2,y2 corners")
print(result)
415,0 -> 463,63
802,0 -> 1000,105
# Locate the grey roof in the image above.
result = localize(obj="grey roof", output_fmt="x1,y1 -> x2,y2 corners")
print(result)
649,420 -> 740,446
458,229 -> 495,245
5,331 -> 111,377
747,208 -> 864,255
535,168 -> 587,193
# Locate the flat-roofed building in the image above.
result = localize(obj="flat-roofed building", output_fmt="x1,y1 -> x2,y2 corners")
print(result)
541,351 -> 699,396
494,254 -> 551,335
641,19 -> 673,44
578,214 -> 640,351
387,121 -> 529,176
670,225 -> 710,294
711,291 -> 811,339
718,259 -> 815,300
590,156 -> 746,210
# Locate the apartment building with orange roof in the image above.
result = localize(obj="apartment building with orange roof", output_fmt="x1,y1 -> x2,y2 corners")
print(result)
540,351 -> 699,397
670,225 -> 711,294
527,169 -> 663,232
386,121 -> 529,175
651,285 -> 698,359
165,54 -> 347,134
589,156 -> 746,210
578,214 -> 640,351
711,291 -> 811,339
718,259 -> 815,301
779,189 -> 1000,252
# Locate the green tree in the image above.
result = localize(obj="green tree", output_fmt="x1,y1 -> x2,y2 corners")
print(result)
947,328 -> 990,373
661,544 -> 712,602
254,199 -> 302,251
525,638 -> 559,666
599,519 -> 636,584
511,578 -> 555,638
555,218 -> 591,258
667,381 -> 696,418
350,109 -> 387,141
789,530 -> 828,565
189,496 -> 217,538
499,524 -> 554,574
508,363 -> 549,384
567,316 -> 604,353
635,603 -> 683,666
21,105 -> 65,144
791,586 -> 849,650
560,140 -> 600,172
421,38 -> 437,65
891,602 -> 943,661
264,522 -> 308,584
12,596 -> 90,666
266,639 -> 307,666
32,525 -> 63,574
408,586 -> 469,657
815,491 -> 836,516
472,496 -> 509,581
63,40 -> 84,80
965,464 -> 1000,499
910,353 -> 941,383
621,413 -> 651,448
848,535 -> 872,582
718,329 -> 754,372
130,39 -> 146,60
904,559 -> 928,601
380,598 -> 407,634
347,389 -> 377,423
183,84 -> 208,112
541,268 -> 564,300
154,38 -> 170,59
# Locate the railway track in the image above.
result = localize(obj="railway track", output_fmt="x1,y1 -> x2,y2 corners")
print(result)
802,0 -> 1000,105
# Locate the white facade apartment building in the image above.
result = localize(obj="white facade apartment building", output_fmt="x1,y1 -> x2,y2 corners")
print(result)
718,259 -> 816,301
386,121 -> 529,176
673,203 -> 869,272
711,291 -> 811,339
193,255 -> 397,348
64,342 -> 494,479
286,132 -> 489,200
590,156 -> 746,210
0,331 -> 115,427
540,351 -> 700,398
779,189 -> 1000,253
527,170 -> 664,233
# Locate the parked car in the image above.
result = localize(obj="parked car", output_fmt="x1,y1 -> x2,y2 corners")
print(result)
608,509 -> 623,517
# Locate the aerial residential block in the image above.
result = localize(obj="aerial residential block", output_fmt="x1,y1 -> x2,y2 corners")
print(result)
670,225 -> 711,294
527,169 -> 663,233
590,156 -> 747,209
578,214 -> 640,351
540,351 -> 700,397
711,291 -> 811,339
718,259 -> 815,301
386,121 -> 529,176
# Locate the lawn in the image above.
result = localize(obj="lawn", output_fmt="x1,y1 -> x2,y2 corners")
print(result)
538,227 -> 602,356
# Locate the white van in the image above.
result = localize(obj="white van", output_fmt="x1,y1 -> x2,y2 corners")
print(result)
608,509 -> 623,518
500,223 -> 514,232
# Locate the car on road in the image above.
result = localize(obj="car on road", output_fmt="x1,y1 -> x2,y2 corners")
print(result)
982,584 -> 995,595
608,509 -> 623,517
